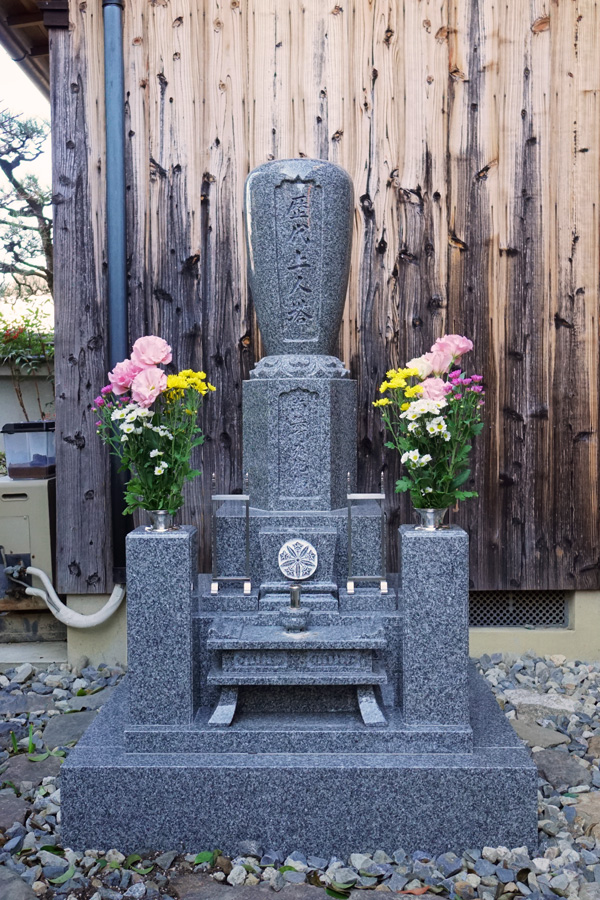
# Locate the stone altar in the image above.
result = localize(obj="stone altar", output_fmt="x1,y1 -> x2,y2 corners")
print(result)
62,159 -> 537,855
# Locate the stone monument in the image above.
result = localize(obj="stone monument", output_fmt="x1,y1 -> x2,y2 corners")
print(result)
62,159 -> 537,855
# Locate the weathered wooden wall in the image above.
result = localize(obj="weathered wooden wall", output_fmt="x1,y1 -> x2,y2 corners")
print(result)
53,0 -> 600,593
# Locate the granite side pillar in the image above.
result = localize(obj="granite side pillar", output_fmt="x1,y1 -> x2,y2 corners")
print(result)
399,525 -> 470,728
126,526 -> 198,726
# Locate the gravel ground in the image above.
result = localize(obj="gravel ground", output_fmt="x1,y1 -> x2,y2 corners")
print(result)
2,652 -> 600,899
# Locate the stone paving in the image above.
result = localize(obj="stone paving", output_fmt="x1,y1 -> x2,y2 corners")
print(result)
1,652 -> 600,898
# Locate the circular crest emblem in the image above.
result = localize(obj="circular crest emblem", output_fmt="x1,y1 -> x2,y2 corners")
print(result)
278,539 -> 318,581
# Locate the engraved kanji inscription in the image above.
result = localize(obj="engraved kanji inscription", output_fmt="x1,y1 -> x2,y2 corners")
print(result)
274,178 -> 323,341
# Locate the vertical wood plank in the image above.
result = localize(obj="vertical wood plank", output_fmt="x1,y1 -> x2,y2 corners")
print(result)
52,4 -> 112,593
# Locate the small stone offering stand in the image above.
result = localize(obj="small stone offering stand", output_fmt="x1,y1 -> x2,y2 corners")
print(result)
63,159 -> 537,855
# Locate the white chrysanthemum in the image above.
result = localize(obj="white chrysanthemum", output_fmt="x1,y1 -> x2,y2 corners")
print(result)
419,454 -> 432,466
426,416 -> 447,436
111,409 -> 127,421
120,423 -> 135,434
150,449 -> 163,458
407,421 -> 419,433
408,449 -> 420,464
154,466 -> 164,475
125,410 -> 138,422
120,435 -> 129,442
400,398 -> 447,421
422,487 -> 433,494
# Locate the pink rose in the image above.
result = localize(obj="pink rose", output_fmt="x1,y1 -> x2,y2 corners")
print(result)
131,335 -> 172,368
423,347 -> 453,375
108,358 -> 143,395
432,334 -> 473,358
130,367 -> 168,408
420,377 -> 448,401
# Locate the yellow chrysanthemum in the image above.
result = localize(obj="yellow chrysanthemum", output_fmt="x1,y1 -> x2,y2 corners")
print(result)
405,384 -> 423,398
401,402 -> 410,411
373,398 -> 391,407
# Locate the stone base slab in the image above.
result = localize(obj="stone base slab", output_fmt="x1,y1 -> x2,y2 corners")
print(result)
62,670 -> 537,856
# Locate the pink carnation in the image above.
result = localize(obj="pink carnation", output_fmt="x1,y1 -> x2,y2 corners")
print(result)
131,335 -> 172,368
101,385 -> 113,395
432,334 -> 473,358
423,347 -> 454,376
108,358 -> 143,395
130,367 -> 167,408
420,377 -> 448,401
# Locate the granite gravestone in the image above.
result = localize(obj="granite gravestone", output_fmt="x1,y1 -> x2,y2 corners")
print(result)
62,159 -> 537,855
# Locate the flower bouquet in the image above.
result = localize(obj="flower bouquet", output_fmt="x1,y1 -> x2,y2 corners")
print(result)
374,334 -> 484,512
94,336 -> 215,517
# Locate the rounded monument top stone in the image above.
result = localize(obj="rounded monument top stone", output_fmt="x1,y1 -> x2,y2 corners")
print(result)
244,157 -> 354,357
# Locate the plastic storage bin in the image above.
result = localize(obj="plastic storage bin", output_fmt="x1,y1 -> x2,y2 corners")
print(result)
2,421 -> 56,479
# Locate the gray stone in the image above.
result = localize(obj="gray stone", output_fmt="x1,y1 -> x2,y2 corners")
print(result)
511,720 -> 570,749
227,865 -> 247,885
13,664 -> 33,684
67,686 -> 116,711
124,885 -> 146,899
0,865 -> 37,900
533,748 -> 592,788
237,840 -> 263,858
283,870 -> 306,884
1,751 -> 62,787
581,886 -> 600,900
399,526 -> 471,729
388,873 -> 409,893
504,688 -> 579,723
244,158 -> 354,357
0,787 -> 28,829
154,850 -> 178,870
126,526 -> 198,726
42,710 -> 97,748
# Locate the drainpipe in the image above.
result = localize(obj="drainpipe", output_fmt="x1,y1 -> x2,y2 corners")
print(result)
103,0 -> 131,583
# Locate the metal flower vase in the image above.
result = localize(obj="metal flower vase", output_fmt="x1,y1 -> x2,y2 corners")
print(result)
413,507 -> 449,531
145,510 -> 179,532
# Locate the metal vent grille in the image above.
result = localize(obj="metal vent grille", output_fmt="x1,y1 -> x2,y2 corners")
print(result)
469,590 -> 569,628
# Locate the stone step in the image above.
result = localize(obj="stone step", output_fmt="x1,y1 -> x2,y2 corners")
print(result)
207,667 -> 387,686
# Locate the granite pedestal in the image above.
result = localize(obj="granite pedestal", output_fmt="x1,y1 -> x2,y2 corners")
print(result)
63,527 -> 538,855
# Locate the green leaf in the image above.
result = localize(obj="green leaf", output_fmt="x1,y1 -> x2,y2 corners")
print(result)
450,468 -> 471,488
27,724 -> 34,755
279,865 -> 298,873
76,688 -> 87,696
97,858 -> 108,869
109,860 -> 121,869
28,752 -> 50,762
40,845 -> 64,854
131,864 -> 154,875
331,880 -> 357,890
124,854 -> 142,868
395,478 -> 412,493
9,731 -> 18,754
193,851 -> 215,865
455,490 -> 478,501
48,864 -> 75,885
326,888 -> 351,900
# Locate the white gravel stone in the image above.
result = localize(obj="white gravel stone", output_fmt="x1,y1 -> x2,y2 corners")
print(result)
227,864 -> 247,885
105,848 -> 126,864
13,663 -> 33,684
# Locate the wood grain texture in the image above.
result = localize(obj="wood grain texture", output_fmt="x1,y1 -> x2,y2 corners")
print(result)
51,16 -> 112,594
57,0 -> 600,590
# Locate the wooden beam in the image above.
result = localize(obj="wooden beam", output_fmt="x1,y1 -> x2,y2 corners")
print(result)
5,13 -> 44,28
